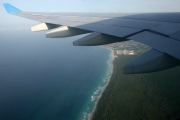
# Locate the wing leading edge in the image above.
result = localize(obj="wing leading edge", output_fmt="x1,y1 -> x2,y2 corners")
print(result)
3,3 -> 180,74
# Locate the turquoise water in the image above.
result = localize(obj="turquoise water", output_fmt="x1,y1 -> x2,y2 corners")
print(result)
0,30 -> 111,120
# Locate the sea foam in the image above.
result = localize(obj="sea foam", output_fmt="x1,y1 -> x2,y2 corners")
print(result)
81,49 -> 113,120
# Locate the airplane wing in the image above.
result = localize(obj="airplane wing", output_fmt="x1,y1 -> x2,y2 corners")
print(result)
3,3 -> 180,74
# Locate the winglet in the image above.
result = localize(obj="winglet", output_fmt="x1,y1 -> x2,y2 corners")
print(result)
3,3 -> 22,13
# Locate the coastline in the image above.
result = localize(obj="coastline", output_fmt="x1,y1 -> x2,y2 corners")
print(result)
86,41 -> 180,120
88,48 -> 115,120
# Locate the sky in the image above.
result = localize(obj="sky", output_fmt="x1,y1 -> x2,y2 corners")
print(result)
0,0 -> 180,30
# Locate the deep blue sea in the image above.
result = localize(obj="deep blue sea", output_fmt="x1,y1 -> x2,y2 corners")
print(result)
0,30 -> 111,120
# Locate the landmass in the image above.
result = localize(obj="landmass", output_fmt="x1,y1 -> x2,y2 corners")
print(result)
90,41 -> 180,120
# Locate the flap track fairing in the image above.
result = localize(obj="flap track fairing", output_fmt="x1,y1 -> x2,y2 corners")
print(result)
123,49 -> 180,74
46,26 -> 90,38
73,32 -> 127,46
31,23 -> 60,32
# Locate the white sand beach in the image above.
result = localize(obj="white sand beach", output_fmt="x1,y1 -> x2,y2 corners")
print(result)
88,49 -> 115,120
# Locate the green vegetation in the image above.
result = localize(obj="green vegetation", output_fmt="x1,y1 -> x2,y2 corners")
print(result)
92,54 -> 180,120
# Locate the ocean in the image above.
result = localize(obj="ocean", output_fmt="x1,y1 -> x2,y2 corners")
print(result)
0,30 -> 111,120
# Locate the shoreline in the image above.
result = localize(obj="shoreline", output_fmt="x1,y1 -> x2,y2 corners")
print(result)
88,48 -> 115,120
